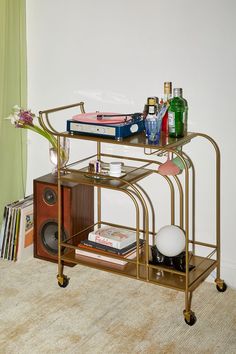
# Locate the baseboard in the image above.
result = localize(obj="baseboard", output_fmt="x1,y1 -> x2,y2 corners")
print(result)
206,259 -> 236,289
221,260 -> 236,289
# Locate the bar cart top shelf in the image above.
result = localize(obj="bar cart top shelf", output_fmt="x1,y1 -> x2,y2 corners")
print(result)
65,131 -> 198,150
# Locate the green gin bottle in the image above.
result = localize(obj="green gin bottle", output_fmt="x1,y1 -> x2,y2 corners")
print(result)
168,88 -> 185,138
179,88 -> 188,134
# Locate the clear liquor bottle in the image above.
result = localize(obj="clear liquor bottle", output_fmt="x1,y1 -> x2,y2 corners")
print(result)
148,97 -> 159,114
143,97 -> 158,119
161,82 -> 172,135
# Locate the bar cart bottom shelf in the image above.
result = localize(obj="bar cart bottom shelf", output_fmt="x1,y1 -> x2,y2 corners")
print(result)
58,251 -> 227,325
60,250 -> 217,291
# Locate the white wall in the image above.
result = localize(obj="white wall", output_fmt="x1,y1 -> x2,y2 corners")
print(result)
26,0 -> 236,287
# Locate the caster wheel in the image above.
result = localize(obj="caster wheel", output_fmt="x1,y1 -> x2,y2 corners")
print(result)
184,311 -> 197,326
58,275 -> 69,288
216,282 -> 227,292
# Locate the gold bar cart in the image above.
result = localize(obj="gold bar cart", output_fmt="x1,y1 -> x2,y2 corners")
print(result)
39,102 -> 227,326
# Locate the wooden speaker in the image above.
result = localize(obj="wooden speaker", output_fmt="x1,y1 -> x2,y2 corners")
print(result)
33,174 -> 94,265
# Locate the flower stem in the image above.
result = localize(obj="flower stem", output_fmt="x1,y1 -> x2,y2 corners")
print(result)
26,125 -> 57,148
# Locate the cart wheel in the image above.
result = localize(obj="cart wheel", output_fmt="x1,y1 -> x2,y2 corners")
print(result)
216,282 -> 227,292
57,275 -> 69,288
184,310 -> 197,326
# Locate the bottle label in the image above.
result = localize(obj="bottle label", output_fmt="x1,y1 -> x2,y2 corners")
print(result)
148,105 -> 155,114
168,111 -> 175,133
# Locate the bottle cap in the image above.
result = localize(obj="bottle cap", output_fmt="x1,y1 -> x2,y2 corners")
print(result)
147,97 -> 158,105
164,82 -> 172,94
173,88 -> 182,97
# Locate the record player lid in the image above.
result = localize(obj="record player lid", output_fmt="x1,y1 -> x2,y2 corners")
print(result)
72,112 -> 133,124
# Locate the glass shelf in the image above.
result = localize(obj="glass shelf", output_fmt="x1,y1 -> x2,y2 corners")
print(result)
63,131 -> 197,150
61,250 -> 217,292
60,165 -> 153,189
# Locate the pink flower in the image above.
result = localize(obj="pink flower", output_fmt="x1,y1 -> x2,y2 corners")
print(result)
6,105 -> 58,150
17,110 -> 34,127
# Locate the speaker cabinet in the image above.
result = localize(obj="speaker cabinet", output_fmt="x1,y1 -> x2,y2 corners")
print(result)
33,174 -> 94,265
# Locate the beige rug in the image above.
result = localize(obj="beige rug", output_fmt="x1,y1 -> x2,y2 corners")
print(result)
0,258 -> 235,354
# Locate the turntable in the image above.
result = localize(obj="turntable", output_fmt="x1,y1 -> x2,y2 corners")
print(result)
66,112 -> 145,140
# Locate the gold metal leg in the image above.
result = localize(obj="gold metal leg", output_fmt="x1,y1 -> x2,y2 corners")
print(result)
57,262 -> 69,288
56,136 -> 64,284
183,291 -> 197,325
196,134 -> 223,286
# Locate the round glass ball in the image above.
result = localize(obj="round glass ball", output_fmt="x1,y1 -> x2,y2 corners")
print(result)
155,225 -> 186,257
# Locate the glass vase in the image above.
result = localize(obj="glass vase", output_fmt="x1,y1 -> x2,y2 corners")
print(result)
49,137 -> 70,175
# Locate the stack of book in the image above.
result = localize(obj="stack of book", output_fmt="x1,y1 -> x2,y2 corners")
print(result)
75,226 -> 143,266
0,195 -> 33,262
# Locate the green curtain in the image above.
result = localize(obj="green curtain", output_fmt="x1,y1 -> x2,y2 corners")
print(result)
0,0 -> 27,225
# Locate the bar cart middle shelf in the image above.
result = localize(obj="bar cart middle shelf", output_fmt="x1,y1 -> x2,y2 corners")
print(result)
39,102 -> 227,326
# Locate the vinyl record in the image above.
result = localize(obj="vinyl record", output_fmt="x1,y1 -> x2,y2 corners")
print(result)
72,112 -> 132,124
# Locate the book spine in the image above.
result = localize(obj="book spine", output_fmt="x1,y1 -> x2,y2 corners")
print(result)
0,206 -> 8,255
88,233 -> 121,249
79,241 -> 142,258
3,207 -> 13,259
80,241 -> 120,254
75,249 -> 127,265
81,239 -> 133,254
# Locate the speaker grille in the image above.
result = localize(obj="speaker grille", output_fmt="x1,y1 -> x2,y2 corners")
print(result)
40,221 -> 67,255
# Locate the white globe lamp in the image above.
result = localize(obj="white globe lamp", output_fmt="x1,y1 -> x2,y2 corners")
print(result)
155,225 -> 186,257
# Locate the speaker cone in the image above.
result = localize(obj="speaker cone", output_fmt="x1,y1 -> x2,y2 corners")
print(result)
40,221 -> 67,255
43,188 -> 57,205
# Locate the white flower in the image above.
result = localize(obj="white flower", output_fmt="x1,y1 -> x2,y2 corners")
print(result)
12,105 -> 21,113
5,113 -> 19,125
5,105 -> 21,123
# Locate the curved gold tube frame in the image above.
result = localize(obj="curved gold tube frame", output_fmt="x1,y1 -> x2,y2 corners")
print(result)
38,104 -> 223,320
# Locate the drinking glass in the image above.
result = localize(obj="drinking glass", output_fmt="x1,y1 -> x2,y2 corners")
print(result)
145,118 -> 162,145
